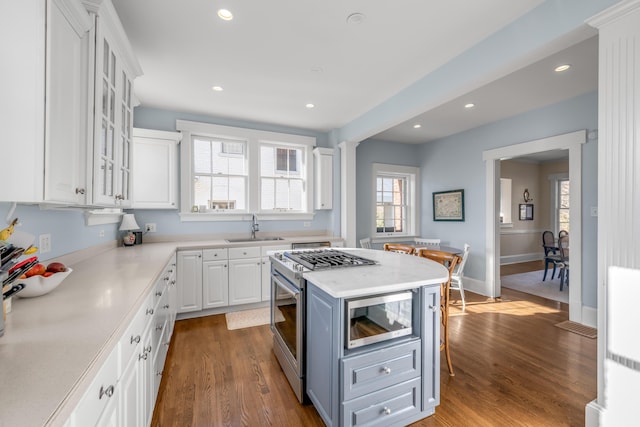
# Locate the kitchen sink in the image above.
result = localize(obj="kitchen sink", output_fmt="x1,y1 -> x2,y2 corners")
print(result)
225,237 -> 285,243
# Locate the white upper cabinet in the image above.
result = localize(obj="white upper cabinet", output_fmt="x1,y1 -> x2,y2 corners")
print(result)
131,128 -> 181,209
83,0 -> 143,207
1,0 -> 92,204
313,147 -> 334,210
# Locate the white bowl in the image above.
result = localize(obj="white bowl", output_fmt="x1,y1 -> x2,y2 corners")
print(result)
16,268 -> 73,298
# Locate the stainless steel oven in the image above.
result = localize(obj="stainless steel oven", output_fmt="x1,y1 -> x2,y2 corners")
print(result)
269,249 -> 377,403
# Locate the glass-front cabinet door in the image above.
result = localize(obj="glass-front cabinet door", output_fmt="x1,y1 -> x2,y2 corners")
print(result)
90,14 -> 138,207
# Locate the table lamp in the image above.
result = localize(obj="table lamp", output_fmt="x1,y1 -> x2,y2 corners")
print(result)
119,214 -> 140,246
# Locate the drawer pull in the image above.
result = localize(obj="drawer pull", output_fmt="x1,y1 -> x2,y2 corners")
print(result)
171,280 -> 176,285
383,407 -> 392,416
146,308 -> 154,315
139,352 -> 148,361
163,304 -> 170,309
382,366 -> 391,375
145,345 -> 152,353
156,325 -> 163,331
156,291 -> 162,296
99,385 -> 114,399
131,335 -> 141,344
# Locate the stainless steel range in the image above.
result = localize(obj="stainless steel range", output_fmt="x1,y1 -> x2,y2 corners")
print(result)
269,249 -> 377,402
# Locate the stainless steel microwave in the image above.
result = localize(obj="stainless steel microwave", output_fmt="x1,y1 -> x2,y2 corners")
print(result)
345,290 -> 414,349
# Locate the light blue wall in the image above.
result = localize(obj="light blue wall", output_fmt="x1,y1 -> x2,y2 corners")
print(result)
416,91 -> 598,307
0,203 -> 118,262
131,107 -> 336,236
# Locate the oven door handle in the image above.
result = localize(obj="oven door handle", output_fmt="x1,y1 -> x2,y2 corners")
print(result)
272,270 -> 301,297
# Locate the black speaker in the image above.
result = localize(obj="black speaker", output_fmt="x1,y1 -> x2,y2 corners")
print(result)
134,231 -> 143,245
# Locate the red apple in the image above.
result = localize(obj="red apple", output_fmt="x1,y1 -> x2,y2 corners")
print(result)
26,263 -> 46,277
46,262 -> 67,273
43,272 -> 54,278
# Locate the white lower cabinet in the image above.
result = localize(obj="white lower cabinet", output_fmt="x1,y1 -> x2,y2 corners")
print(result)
67,256 -> 176,427
228,247 -> 262,306
203,259 -> 229,308
176,250 -> 203,312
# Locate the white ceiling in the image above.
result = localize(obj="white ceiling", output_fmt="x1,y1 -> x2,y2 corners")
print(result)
111,0 -> 597,145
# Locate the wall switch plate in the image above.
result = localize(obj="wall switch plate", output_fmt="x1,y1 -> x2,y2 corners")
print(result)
145,223 -> 157,232
39,233 -> 51,253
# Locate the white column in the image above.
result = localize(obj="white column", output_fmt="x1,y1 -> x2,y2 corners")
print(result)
587,1 -> 640,423
339,140 -> 359,247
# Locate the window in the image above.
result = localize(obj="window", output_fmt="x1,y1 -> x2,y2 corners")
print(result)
193,137 -> 247,211
177,120 -> 315,220
557,178 -> 570,233
261,144 -> 304,211
372,164 -> 419,237
549,173 -> 569,234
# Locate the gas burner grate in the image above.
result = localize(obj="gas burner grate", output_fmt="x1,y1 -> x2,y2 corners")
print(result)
284,249 -> 377,270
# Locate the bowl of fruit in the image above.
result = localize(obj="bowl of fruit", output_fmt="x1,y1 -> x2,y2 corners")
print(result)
17,262 -> 72,298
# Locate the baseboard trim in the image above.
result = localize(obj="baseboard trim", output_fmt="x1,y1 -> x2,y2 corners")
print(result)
585,399 -> 603,427
582,305 -> 598,328
463,276 -> 491,297
500,253 -> 543,265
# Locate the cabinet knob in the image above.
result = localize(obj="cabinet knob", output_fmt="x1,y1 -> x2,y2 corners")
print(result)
130,335 -> 141,344
156,291 -> 162,296
146,308 -> 154,315
382,366 -> 391,375
429,305 -> 438,312
139,352 -> 148,361
171,280 -> 176,285
145,345 -> 152,353
156,325 -> 162,331
163,304 -> 170,309
99,384 -> 115,399
115,194 -> 124,200
383,407 -> 392,416
75,188 -> 85,195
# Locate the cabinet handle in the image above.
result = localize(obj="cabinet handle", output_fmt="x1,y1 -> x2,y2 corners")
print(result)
163,304 -> 170,309
224,264 -> 227,268
131,335 -> 141,344
198,254 -> 202,258
115,194 -> 124,200
99,384 -> 115,399
168,269 -> 174,273
262,261 -> 266,265
382,366 -> 391,375
146,308 -> 154,315
383,407 -> 392,415
75,188 -> 86,195
164,276 -> 170,281
156,291 -> 162,296
429,305 -> 438,312
171,280 -> 176,285
145,345 -> 152,353
139,352 -> 148,361
156,370 -> 163,376
257,262 -> 261,266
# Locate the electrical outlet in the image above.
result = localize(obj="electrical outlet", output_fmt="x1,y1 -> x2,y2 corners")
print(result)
145,223 -> 157,232
303,222 -> 311,227
39,234 -> 51,254
99,230 -> 105,237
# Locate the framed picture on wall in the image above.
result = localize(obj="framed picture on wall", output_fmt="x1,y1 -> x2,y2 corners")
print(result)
433,189 -> 465,221
519,203 -> 534,220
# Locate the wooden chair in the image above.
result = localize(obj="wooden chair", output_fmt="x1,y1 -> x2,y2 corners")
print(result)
450,243 -> 470,309
383,243 -> 416,255
558,234 -> 570,291
417,248 -> 461,376
542,230 -> 561,281
414,238 -> 440,246
359,238 -> 371,249
558,230 -> 569,238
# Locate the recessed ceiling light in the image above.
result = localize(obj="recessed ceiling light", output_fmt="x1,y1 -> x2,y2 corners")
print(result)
464,103 -> 475,109
217,9 -> 233,21
413,124 -> 422,129
211,85 -> 223,91
346,13 -> 365,25
555,64 -> 571,72
305,103 -> 315,109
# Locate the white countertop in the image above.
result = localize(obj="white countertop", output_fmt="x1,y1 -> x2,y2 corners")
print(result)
303,248 -> 449,298
0,235 -> 343,427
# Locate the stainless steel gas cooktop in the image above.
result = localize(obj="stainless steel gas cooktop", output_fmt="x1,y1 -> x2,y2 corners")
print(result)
283,249 -> 377,271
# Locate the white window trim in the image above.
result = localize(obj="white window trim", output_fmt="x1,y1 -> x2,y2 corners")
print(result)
177,120 -> 316,221
371,163 -> 420,238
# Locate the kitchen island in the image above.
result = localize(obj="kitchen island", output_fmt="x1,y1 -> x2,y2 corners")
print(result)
301,249 -> 449,427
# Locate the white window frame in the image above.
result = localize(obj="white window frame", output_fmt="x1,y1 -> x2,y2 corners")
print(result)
177,120 -> 315,221
549,172 -> 570,235
371,163 -> 420,238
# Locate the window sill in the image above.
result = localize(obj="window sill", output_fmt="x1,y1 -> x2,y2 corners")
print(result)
179,212 -> 315,222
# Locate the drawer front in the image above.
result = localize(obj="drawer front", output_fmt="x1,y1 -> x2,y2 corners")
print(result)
342,378 -> 421,427
203,248 -> 228,261
72,344 -> 119,426
229,246 -> 261,259
342,340 -> 421,401
119,292 -> 154,371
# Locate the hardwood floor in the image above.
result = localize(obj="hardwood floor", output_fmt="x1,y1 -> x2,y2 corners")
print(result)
152,288 -> 596,426
500,260 -> 545,276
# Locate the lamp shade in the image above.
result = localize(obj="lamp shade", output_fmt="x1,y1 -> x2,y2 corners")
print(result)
119,214 -> 140,231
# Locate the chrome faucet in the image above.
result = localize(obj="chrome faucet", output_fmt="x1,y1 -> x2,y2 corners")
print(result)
251,214 -> 259,239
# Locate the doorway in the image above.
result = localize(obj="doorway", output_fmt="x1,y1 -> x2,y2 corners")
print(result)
499,154 -> 570,304
483,130 -> 585,323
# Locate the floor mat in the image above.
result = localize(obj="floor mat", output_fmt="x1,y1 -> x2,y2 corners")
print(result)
555,320 -> 597,339
225,307 -> 284,330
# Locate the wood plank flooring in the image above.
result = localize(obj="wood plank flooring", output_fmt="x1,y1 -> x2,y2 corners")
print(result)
152,284 -> 596,426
